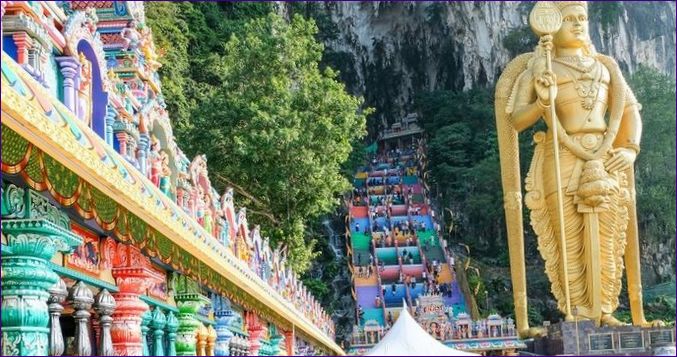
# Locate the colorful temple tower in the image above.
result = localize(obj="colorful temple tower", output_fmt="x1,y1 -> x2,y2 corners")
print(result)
1,1 -> 339,356
346,117 -> 525,355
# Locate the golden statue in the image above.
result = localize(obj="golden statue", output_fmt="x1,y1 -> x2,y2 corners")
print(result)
495,1 -> 660,337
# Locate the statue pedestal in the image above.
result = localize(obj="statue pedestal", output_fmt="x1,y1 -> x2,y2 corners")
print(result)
530,320 -> 675,356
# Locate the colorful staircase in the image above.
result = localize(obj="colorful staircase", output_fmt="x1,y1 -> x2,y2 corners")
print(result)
348,143 -> 468,334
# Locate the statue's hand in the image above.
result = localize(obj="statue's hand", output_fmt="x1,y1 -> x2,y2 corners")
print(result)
605,148 -> 637,172
534,70 -> 557,108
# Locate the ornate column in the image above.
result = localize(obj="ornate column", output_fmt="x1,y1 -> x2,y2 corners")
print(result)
69,281 -> 94,356
12,32 -> 31,65
246,312 -> 264,356
55,57 -> 80,113
214,297 -> 234,356
138,133 -> 150,176
196,324 -> 208,356
282,330 -> 295,356
115,132 -> 129,158
174,293 -> 208,356
151,308 -> 167,356
165,312 -> 179,356
48,279 -> 68,356
105,106 -> 117,147
270,330 -> 284,356
1,185 -> 82,356
126,137 -> 139,168
94,289 -> 116,356
141,309 -> 151,356
110,245 -> 151,356
206,325 -> 217,356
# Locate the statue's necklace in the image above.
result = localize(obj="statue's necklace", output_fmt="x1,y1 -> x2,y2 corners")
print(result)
554,57 -> 602,110
553,55 -> 595,73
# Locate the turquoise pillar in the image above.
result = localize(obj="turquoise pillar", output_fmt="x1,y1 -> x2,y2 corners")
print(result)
151,308 -> 167,356
141,310 -> 151,356
166,312 -> 179,356
1,184 -> 82,356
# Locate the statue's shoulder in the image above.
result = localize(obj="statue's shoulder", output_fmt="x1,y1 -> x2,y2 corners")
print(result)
595,54 -> 622,72
496,52 -> 534,99
498,53 -> 535,114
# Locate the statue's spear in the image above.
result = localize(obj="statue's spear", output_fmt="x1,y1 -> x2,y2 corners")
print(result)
529,2 -> 573,322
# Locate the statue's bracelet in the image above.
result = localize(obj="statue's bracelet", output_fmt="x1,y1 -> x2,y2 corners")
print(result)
536,99 -> 550,110
622,143 -> 641,155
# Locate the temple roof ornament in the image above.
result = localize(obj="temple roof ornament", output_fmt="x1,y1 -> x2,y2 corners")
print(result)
63,9 -> 109,88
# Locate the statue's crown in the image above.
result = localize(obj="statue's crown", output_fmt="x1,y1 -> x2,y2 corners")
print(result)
554,1 -> 588,11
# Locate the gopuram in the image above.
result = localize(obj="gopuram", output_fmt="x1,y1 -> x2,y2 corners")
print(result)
495,1 -> 675,355
346,117 -> 524,355
0,1 -> 340,356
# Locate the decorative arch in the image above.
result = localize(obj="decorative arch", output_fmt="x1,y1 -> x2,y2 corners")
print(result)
62,9 -> 110,140
76,39 -> 108,138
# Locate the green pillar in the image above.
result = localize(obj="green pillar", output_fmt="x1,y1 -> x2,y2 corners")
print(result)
171,274 -> 210,356
166,312 -> 179,356
174,293 -> 208,356
1,185 -> 81,356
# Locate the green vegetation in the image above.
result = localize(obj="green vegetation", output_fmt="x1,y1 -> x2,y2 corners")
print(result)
415,88 -> 520,254
629,66 -> 676,249
503,25 -> 538,57
146,2 -> 273,133
147,4 -> 367,272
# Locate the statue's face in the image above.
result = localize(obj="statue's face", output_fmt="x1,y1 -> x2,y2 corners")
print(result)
554,5 -> 589,49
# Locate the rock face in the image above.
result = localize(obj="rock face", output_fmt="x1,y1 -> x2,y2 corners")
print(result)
282,1 -> 676,125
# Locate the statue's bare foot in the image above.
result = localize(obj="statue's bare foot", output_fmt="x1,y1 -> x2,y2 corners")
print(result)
519,327 -> 546,339
641,319 -> 666,328
601,314 -> 629,327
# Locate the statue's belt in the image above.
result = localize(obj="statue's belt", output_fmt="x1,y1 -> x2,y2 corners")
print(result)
544,132 -> 607,195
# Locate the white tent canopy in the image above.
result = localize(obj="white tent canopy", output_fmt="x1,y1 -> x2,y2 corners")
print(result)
365,304 -> 479,356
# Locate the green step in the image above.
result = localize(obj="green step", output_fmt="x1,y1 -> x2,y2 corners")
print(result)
351,233 -> 371,250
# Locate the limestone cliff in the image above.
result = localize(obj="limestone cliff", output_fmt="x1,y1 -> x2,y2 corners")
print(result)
282,1 -> 675,126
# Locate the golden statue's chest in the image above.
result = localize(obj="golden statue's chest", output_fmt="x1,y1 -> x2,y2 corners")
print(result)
552,59 -> 611,132
553,59 -> 610,110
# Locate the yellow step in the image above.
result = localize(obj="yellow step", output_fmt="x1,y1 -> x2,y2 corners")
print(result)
438,264 -> 453,284
355,273 -> 379,286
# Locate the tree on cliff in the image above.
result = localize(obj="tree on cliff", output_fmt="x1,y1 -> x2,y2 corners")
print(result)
147,4 -> 368,272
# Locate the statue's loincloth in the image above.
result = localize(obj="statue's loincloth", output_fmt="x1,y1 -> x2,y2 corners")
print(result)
526,130 -> 630,317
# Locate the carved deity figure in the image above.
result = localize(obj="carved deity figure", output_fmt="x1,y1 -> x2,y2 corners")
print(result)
77,52 -> 93,127
496,1 -> 660,336
149,137 -> 163,187
120,20 -> 141,51
219,217 -> 230,247
139,26 -> 162,72
159,150 -> 171,196
196,186 -> 206,226
203,193 -> 214,235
